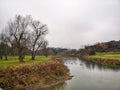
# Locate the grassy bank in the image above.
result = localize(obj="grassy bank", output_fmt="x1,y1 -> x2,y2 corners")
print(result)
0,57 -> 70,90
90,52 -> 120,60
0,56 -> 50,69
82,52 -> 120,66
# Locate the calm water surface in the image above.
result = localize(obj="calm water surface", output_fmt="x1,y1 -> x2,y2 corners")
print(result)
45,57 -> 120,90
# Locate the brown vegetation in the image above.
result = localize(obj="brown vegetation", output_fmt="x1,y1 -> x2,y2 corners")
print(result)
0,58 -> 70,90
81,55 -> 120,66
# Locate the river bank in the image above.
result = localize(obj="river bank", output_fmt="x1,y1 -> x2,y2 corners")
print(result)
81,55 -> 120,66
63,52 -> 120,67
0,57 -> 71,90
79,52 -> 120,66
50,57 -> 120,90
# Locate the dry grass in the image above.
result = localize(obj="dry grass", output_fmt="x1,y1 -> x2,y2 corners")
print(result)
0,58 -> 70,90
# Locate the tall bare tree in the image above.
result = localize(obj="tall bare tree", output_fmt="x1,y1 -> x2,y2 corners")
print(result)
0,34 -> 3,60
1,15 -> 49,61
6,15 -> 31,62
0,32 -> 8,60
30,20 -> 48,60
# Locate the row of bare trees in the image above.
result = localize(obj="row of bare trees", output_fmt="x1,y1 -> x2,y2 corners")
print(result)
0,15 -> 48,62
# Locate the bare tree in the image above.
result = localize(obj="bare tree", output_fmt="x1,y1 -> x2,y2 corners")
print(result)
6,15 -> 31,62
30,20 -> 48,60
1,15 -> 49,61
0,32 -> 8,60
0,35 -> 3,60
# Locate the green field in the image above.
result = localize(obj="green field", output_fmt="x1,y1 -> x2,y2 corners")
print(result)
90,52 -> 120,60
0,56 -> 50,69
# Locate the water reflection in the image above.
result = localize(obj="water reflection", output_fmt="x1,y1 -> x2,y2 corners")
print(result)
79,58 -> 120,72
61,57 -> 78,65
62,57 -> 120,71
43,57 -> 120,90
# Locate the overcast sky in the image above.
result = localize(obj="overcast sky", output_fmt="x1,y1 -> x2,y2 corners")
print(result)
0,0 -> 120,49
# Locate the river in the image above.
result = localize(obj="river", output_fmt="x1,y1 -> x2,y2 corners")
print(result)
45,57 -> 120,90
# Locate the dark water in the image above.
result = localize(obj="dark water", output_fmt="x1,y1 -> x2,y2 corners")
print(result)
45,57 -> 120,90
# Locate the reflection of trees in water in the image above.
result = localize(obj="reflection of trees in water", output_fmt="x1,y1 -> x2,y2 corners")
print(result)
62,57 -> 120,72
43,57 -> 120,90
62,57 -> 78,65
79,58 -> 120,71
79,59 -> 96,70
42,82 -> 67,90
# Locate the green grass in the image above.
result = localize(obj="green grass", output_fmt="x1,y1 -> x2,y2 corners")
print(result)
0,56 -> 50,69
90,52 -> 120,60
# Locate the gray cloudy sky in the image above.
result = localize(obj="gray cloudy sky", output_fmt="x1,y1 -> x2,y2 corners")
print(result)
0,0 -> 120,49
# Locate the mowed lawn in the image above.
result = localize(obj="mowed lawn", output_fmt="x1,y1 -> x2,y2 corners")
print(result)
0,56 -> 50,69
90,52 -> 120,60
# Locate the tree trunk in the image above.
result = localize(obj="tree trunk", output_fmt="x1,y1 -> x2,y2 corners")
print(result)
4,55 -> 7,60
19,55 -> 24,62
31,55 -> 35,60
0,56 -> 3,60
4,45 -> 8,60
0,45 -> 3,60
18,48 -> 24,62
31,51 -> 35,60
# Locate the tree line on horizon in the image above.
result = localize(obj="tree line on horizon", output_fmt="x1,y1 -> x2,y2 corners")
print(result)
77,40 -> 120,56
48,40 -> 120,56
